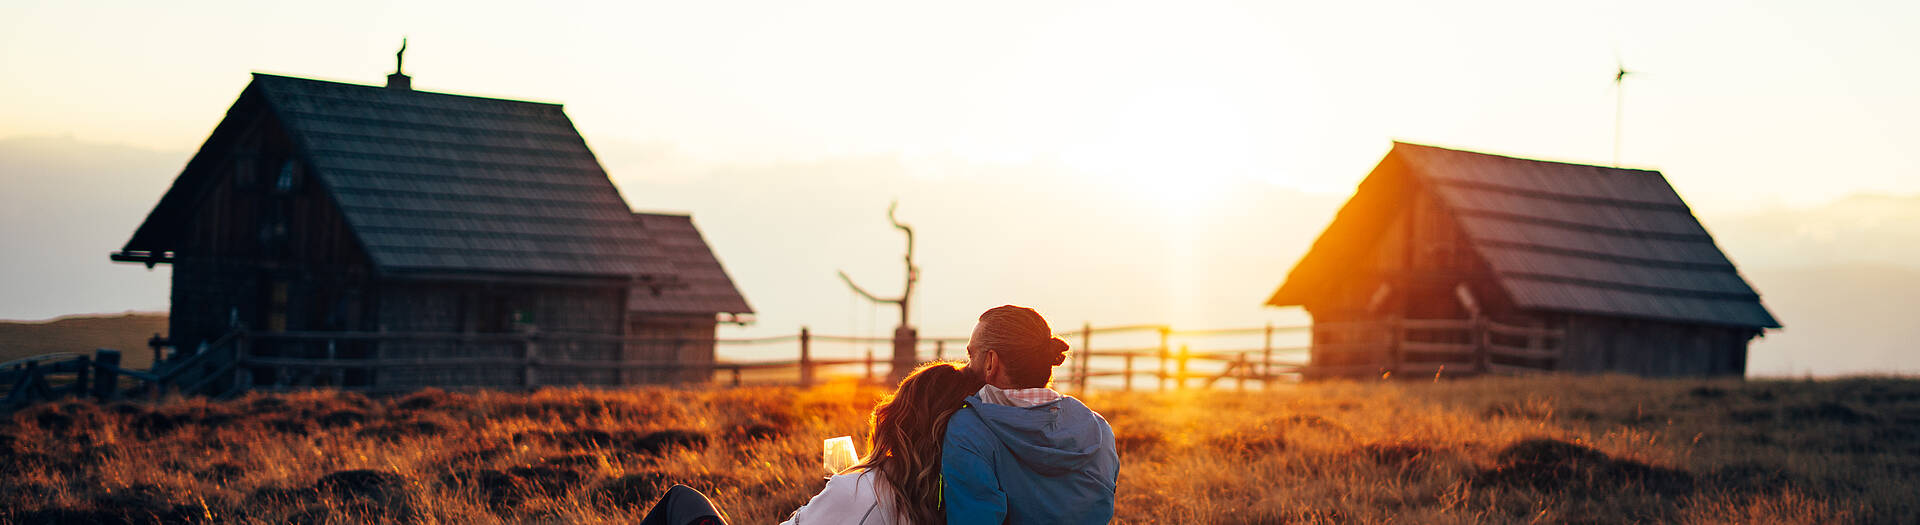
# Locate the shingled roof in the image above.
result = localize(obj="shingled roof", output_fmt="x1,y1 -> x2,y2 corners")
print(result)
123,73 -> 671,280
627,213 -> 754,317
1269,142 -> 1779,329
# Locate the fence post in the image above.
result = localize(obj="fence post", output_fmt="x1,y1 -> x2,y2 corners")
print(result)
523,335 -> 540,389
890,326 -> 918,384
328,339 -> 343,387
799,327 -> 815,387
935,340 -> 944,361
1157,327 -> 1170,392
1386,315 -> 1403,379
1075,321 -> 1090,390
1263,322 -> 1274,389
10,361 -> 39,407
1177,344 -> 1190,390
74,355 -> 91,398
234,334 -> 252,395
731,366 -> 742,387
865,349 -> 875,383
1236,353 -> 1247,391
1475,315 -> 1490,375
93,349 -> 121,401
1123,354 -> 1134,392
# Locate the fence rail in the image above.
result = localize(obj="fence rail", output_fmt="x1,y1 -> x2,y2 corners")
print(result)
6,320 -> 1335,408
1308,316 -> 1566,379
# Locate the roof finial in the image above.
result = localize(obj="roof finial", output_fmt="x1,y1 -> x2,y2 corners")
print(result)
387,37 -> 412,90
1612,51 -> 1635,167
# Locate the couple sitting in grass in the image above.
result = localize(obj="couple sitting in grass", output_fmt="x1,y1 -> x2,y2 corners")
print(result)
640,305 -> 1121,525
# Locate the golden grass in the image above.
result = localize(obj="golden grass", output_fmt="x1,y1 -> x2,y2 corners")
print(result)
2,375 -> 1914,524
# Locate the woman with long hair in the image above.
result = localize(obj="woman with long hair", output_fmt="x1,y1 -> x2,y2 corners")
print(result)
781,361 -> 984,524
638,361 -> 983,525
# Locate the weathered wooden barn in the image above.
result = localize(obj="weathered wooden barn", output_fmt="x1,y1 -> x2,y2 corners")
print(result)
1268,142 -> 1780,379
110,70 -> 751,392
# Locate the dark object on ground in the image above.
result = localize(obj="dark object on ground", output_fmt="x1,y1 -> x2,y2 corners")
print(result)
627,429 -> 711,456
638,484 -> 728,525
594,472 -> 668,509
316,410 -> 369,428
314,469 -> 408,500
1478,437 -> 1693,494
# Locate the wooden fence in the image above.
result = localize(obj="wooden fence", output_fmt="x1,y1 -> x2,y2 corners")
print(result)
230,323 -> 1312,393
1307,316 -> 1565,379
5,317 -> 1566,407
0,330 -> 246,411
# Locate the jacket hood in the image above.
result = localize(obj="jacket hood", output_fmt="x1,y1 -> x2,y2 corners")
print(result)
960,394 -> 1110,476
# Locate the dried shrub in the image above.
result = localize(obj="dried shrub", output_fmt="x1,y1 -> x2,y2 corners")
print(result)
505,465 -> 588,497
441,469 -> 525,511
313,469 -> 409,500
392,388 -> 450,411
591,472 -> 667,510
1477,437 -> 1693,494
246,396 -> 290,413
286,501 -> 389,525
355,416 -> 452,442
316,410 -> 369,429
728,422 -> 785,443
26,407 -> 76,434
624,429 -> 710,456
197,462 -> 248,484
130,411 -> 187,439
245,485 -> 319,507
540,453 -> 604,468
14,508 -> 141,525
265,418 -> 312,435
106,402 -> 147,416
442,466 -> 589,512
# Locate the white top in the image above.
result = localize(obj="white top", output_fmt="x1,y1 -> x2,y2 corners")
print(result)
780,470 -> 900,525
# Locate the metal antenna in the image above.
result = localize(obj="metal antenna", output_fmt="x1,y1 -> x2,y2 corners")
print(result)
1613,53 -> 1633,167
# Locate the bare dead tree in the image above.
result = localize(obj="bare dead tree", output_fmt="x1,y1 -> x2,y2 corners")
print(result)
838,201 -> 918,330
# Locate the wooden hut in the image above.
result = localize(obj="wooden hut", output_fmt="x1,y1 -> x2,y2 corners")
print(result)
1267,143 -> 1780,379
626,212 -> 754,383
110,70 -> 749,392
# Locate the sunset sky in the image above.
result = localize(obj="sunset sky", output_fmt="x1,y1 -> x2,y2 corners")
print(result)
3,1 -> 1917,375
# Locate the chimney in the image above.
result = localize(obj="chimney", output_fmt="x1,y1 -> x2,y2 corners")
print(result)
387,38 -> 411,90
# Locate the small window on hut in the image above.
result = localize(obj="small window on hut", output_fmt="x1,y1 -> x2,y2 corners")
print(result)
273,160 -> 299,194
511,309 -> 536,331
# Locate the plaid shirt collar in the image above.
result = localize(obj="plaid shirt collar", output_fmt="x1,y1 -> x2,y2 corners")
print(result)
976,384 -> 1063,408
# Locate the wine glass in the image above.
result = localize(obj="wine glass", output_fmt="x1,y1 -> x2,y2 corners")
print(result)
822,436 -> 858,475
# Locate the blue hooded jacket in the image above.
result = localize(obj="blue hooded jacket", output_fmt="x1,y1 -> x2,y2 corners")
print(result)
941,394 -> 1119,524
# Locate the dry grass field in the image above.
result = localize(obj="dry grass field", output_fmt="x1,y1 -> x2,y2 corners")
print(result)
3,375 -> 1916,524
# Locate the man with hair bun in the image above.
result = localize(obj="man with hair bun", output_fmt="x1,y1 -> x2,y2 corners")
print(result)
943,305 -> 1120,524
